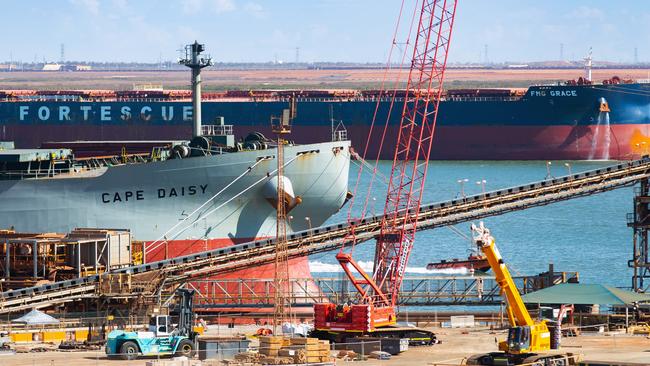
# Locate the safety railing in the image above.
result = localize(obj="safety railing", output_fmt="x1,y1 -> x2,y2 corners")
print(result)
201,124 -> 233,136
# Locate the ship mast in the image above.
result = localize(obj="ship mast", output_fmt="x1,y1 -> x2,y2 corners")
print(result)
179,41 -> 213,138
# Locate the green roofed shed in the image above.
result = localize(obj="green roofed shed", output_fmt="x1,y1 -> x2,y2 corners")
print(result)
521,283 -> 650,305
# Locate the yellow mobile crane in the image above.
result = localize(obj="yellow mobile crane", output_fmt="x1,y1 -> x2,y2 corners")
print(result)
464,223 -> 580,366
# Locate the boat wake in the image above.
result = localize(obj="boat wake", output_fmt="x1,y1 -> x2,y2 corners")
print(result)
309,260 -> 469,275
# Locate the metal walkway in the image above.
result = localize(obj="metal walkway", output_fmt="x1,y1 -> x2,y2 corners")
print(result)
190,270 -> 579,309
1,157 -> 649,314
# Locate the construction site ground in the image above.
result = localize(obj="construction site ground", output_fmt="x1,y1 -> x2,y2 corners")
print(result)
2,326 -> 649,366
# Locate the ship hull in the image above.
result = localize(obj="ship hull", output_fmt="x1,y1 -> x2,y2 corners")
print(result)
1,83 -> 650,160
3,123 -> 648,160
0,141 -> 350,290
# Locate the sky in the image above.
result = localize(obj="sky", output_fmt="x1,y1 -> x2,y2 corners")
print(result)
1,0 -> 649,64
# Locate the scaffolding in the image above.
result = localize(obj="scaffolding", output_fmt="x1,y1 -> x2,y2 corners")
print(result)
628,178 -> 650,292
0,229 -> 132,290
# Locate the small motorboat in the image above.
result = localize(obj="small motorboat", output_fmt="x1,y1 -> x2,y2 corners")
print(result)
426,253 -> 491,273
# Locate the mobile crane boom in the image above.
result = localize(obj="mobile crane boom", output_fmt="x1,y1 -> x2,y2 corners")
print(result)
466,223 -> 579,366
472,223 -> 535,328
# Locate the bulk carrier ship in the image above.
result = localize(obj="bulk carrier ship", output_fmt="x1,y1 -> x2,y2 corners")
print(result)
1,61 -> 650,160
0,42 -> 351,286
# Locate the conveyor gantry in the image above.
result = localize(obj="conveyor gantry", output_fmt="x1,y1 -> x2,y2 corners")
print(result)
2,157 -> 650,314
190,270 -> 579,309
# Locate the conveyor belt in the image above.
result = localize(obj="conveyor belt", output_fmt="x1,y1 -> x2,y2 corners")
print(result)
2,157 -> 649,314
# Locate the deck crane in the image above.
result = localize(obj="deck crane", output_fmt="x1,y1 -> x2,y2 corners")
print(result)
313,0 -> 457,340
464,223 -> 579,366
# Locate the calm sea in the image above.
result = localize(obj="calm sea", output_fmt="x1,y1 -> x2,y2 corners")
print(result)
310,160 -> 634,289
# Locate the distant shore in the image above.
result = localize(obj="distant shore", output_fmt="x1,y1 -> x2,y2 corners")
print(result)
1,68 -> 649,90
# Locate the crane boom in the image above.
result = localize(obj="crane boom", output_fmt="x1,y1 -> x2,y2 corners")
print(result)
314,0 -> 458,335
345,0 -> 458,309
471,223 -> 534,327
465,223 -> 582,366
373,0 -> 458,307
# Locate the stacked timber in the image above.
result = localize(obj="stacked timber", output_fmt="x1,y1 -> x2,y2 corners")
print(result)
233,336 -> 332,365
258,336 -> 286,357
286,338 -> 331,363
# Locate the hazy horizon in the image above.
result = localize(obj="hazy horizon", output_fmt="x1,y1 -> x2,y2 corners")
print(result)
2,1 -> 649,64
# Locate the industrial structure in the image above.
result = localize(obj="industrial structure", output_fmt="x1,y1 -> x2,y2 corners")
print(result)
1,131 -> 648,317
189,268 -> 578,309
0,229 -> 133,289
270,95 -> 297,332
315,0 -> 459,336
628,178 -> 650,292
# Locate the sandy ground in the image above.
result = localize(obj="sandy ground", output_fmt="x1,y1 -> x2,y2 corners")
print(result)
2,326 -> 649,366
1,68 -> 649,90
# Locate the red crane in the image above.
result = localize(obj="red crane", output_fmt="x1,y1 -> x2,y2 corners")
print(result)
314,0 -> 458,334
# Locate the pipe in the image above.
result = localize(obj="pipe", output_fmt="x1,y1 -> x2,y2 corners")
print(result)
192,67 -> 202,138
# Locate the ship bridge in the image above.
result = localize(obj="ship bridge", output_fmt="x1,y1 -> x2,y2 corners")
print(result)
2,157 -> 650,314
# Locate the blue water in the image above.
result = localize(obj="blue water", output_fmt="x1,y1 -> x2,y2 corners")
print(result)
310,160 -> 634,289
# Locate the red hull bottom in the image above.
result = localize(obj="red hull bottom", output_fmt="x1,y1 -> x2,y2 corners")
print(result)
351,124 -> 650,160
5,123 -> 650,160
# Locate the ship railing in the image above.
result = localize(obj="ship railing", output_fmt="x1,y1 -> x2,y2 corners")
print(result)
2,95 -> 419,103
202,124 -> 233,136
0,167 -> 87,180
0,156 -> 156,180
360,97 -> 405,103
446,96 -> 522,102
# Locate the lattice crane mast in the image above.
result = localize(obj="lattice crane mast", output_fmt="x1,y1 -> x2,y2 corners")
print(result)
314,0 -> 458,334
271,96 -> 296,334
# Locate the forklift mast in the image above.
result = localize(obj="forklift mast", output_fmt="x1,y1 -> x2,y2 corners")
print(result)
175,288 -> 195,339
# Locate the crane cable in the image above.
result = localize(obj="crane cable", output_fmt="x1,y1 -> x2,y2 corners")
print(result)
151,154 -> 302,251
348,152 -> 389,186
145,156 -> 271,257
357,0 -> 422,223
344,0 -> 412,226
344,0 -> 421,257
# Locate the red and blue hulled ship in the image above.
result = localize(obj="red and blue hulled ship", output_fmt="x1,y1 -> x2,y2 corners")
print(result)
2,77 -> 649,160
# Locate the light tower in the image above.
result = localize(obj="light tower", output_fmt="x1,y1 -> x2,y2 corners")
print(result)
179,41 -> 213,138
